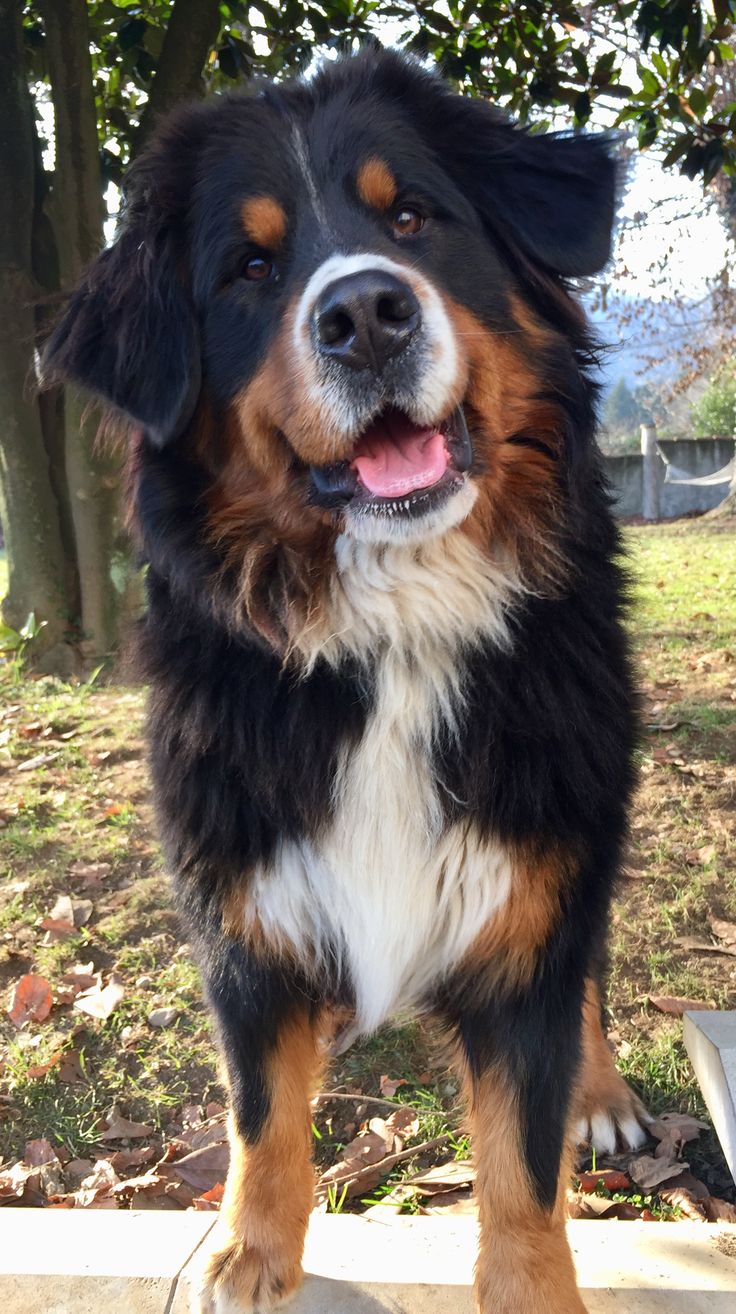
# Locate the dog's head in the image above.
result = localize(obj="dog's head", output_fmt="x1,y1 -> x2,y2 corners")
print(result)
45,50 -> 617,635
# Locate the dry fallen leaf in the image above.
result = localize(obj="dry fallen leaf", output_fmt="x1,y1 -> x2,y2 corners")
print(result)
99,1105 -> 154,1141
73,1159 -> 120,1209
648,995 -> 714,1016
192,1183 -> 224,1211
7,974 -> 54,1028
68,860 -> 111,888
24,1138 -> 59,1168
26,1051 -> 63,1079
710,917 -> 736,946
108,1146 -> 156,1172
379,1075 -> 408,1098
629,1153 -> 690,1191
58,1049 -> 87,1085
165,1142 -> 231,1194
648,1112 -> 709,1143
685,845 -> 716,866
407,1161 -> 476,1195
73,978 -> 124,1021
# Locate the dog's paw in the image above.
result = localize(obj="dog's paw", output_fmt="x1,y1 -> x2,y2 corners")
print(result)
192,1235 -> 302,1314
574,1069 -> 651,1154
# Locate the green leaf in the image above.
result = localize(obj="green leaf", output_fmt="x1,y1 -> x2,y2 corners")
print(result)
688,87 -> 708,117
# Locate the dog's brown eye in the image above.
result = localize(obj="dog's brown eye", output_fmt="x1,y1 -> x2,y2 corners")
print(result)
243,255 -> 273,281
392,207 -> 424,237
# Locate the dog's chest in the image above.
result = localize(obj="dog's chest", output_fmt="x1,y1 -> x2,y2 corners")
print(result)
251,533 -> 519,1032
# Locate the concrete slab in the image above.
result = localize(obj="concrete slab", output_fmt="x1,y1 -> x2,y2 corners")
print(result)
0,1210 -> 734,1313
175,1215 -> 736,1313
0,1208 -> 216,1313
684,1010 -> 736,1184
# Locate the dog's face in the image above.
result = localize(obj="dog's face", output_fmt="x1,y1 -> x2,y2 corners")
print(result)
45,50 -> 617,591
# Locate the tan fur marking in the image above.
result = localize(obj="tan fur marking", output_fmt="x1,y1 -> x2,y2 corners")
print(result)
220,887 -> 305,968
445,297 -> 569,588
466,1064 -> 587,1313
356,156 -> 397,211
241,195 -> 287,249
200,1012 -> 323,1311
459,845 -> 572,992
575,978 -> 649,1134
204,384 -> 335,654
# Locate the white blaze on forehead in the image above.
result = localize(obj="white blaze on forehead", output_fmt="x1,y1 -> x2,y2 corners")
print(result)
292,251 -> 460,432
291,125 -> 328,226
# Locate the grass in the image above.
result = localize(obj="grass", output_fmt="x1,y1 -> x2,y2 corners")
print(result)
0,518 -> 734,1207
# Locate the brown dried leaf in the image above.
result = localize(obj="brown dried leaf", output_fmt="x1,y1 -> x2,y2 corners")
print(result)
421,1189 -> 478,1216
24,1138 -> 59,1167
407,1161 -> 476,1195
648,995 -> 714,1016
58,1049 -> 87,1085
192,1182 -> 224,1211
73,1159 -> 119,1208
7,974 -> 53,1028
26,1050 -> 63,1079
628,1153 -> 690,1191
384,1107 -> 419,1145
99,1105 -> 154,1141
648,1112 -> 709,1143
685,844 -> 715,866
112,1170 -> 165,1198
108,1146 -> 156,1172
710,917 -> 736,946
68,861 -> 111,888
379,1075 -> 408,1098
165,1142 -> 230,1194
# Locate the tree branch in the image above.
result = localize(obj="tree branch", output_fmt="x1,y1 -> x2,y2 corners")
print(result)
136,0 -> 221,151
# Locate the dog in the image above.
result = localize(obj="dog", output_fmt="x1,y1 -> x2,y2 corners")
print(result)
45,48 -> 650,1314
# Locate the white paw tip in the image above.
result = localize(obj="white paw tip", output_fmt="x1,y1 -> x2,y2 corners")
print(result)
618,1114 -> 648,1151
574,1117 -> 589,1146
590,1112 -> 617,1156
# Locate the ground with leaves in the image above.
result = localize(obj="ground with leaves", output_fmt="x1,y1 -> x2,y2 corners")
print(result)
0,521 -> 735,1219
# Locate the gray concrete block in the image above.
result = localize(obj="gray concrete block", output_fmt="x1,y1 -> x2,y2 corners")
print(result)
1,1210 -> 735,1312
684,1010 -> 736,1185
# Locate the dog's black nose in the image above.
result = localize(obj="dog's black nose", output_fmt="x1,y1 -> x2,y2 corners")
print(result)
313,270 -> 421,371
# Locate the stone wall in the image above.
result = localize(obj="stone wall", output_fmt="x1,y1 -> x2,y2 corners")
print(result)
604,438 -> 734,519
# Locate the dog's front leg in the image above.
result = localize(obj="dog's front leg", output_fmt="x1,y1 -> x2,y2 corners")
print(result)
193,941 -> 323,1314
451,986 -> 588,1314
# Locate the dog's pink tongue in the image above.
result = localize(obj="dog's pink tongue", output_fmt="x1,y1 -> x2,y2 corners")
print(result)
351,414 -> 449,497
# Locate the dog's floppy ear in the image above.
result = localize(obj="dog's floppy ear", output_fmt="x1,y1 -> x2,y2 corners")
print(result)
427,83 -> 619,278
43,177 -> 199,448
478,128 -> 619,278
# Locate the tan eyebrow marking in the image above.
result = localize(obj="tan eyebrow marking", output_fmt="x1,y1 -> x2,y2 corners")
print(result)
241,195 -> 288,249
356,157 -> 397,212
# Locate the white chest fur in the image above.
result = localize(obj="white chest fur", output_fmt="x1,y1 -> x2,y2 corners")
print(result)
250,531 -> 522,1034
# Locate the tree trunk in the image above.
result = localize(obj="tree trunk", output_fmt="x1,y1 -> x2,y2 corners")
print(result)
136,0 -> 221,147
31,113 -> 81,620
0,0 -> 75,665
42,0 -> 123,659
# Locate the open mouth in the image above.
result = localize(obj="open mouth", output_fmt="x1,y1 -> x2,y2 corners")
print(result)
310,406 -> 473,519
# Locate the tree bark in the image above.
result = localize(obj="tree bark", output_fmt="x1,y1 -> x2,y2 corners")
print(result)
0,0 -> 75,663
136,0 -> 221,147
42,0 -> 122,659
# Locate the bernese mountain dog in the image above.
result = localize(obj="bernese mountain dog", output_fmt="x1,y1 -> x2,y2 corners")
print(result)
45,48 -> 650,1314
